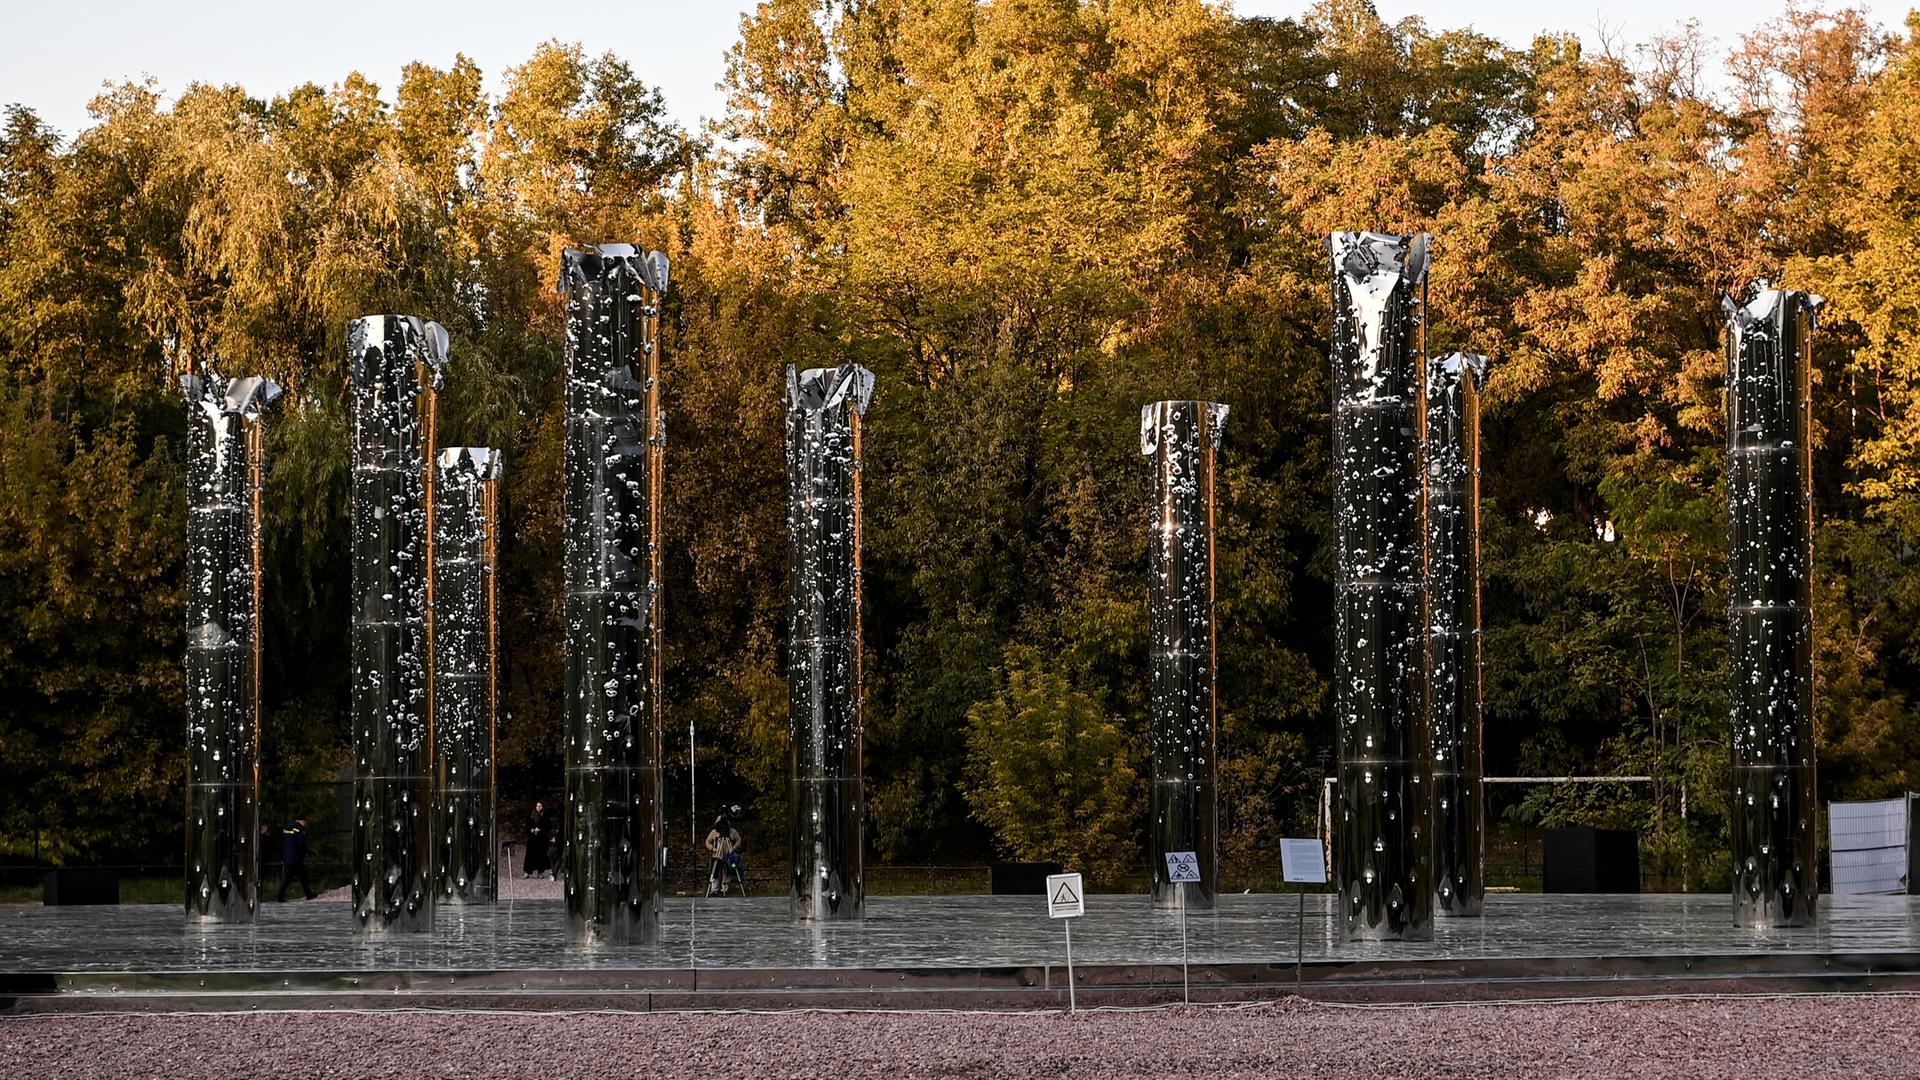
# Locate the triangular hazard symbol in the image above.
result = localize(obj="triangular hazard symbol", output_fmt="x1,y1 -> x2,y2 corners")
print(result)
1051,880 -> 1079,906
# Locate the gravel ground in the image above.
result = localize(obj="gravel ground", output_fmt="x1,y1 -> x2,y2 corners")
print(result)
5,995 -> 1918,1079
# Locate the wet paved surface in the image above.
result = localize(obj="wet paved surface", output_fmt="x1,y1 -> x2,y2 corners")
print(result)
3,892 -> 1916,973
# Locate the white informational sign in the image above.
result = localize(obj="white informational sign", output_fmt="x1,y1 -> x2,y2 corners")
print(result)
1164,851 -> 1201,884
1280,838 -> 1328,884
1830,798 -> 1909,895
1046,872 -> 1085,918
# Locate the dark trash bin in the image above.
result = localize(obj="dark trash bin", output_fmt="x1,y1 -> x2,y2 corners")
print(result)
1543,828 -> 1639,893
990,862 -> 1063,896
43,869 -> 119,905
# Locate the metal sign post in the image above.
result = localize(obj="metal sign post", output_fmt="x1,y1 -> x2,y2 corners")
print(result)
1297,890 -> 1305,984
1165,851 -> 1200,1003
1280,839 -> 1328,986
1046,872 -> 1085,1013
689,717 -> 697,969
1064,921 -> 1075,1013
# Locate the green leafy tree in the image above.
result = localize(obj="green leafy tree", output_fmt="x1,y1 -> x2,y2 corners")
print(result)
962,657 -> 1142,881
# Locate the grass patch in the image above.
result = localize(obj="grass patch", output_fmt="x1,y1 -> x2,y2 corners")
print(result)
1,872 -> 354,906
0,875 -> 181,905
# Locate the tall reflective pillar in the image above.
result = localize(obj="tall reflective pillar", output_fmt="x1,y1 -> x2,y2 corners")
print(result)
349,315 -> 446,933
433,447 -> 502,904
184,372 -> 282,923
1726,288 -> 1821,928
1331,231 -> 1433,941
561,244 -> 670,945
1143,400 -> 1228,911
1424,352 -> 1486,917
786,364 -> 874,922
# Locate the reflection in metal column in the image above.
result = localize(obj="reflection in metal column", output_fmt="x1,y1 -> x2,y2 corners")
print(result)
1424,352 -> 1487,917
184,372 -> 282,923
349,315 -> 446,933
433,447 -> 502,904
1142,400 -> 1228,911
786,364 -> 875,922
1331,231 -> 1433,941
560,244 -> 670,945
1726,287 -> 1822,928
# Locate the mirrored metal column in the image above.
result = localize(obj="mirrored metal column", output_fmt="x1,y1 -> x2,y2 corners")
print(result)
1726,288 -> 1821,928
1142,400 -> 1227,911
1424,352 -> 1486,917
561,245 -> 670,945
787,364 -> 874,922
433,447 -> 502,904
349,315 -> 446,933
1331,231 -> 1432,941
184,371 -> 282,923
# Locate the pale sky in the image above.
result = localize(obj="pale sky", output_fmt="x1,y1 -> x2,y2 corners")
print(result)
2,1 -> 1908,143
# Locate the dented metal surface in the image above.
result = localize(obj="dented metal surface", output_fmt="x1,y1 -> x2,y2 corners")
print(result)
432,447 -> 502,905
1142,400 -> 1227,911
560,245 -> 669,945
786,364 -> 873,922
183,372 -> 281,924
1424,353 -> 1486,918
1330,231 -> 1433,941
1726,288 -> 1822,928
348,315 -> 446,934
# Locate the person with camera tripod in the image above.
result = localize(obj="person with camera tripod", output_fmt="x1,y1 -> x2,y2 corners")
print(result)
704,811 -> 745,896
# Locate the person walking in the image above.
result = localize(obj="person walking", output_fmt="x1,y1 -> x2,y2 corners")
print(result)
524,801 -> 552,878
277,817 -> 315,901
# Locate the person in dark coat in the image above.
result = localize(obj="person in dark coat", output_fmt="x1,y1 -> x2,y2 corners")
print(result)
524,801 -> 552,878
277,817 -> 315,901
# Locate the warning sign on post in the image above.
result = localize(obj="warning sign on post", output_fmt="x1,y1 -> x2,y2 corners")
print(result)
1164,851 -> 1201,884
1046,872 -> 1084,918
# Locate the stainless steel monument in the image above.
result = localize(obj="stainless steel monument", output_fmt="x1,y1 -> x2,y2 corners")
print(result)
1142,400 -> 1227,911
1331,231 -> 1433,941
349,315 -> 446,933
432,446 -> 502,905
1423,352 -> 1486,917
1725,288 -> 1822,928
560,244 -> 670,945
184,371 -> 282,923
786,363 -> 874,922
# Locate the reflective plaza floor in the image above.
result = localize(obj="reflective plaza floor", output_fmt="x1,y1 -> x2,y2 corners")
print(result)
5,891 -> 1918,974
